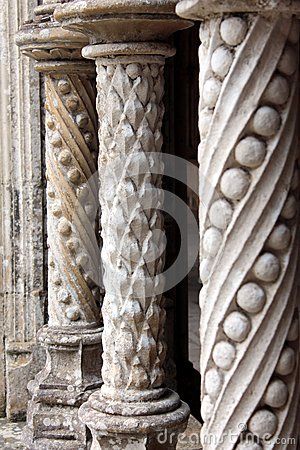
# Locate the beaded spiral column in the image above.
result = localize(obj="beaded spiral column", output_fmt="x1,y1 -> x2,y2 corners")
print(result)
177,1 -> 300,449
16,3 -> 103,449
55,1 -> 191,448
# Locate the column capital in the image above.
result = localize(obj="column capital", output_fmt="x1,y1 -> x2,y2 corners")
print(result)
54,0 -> 192,45
16,3 -> 92,73
176,0 -> 300,20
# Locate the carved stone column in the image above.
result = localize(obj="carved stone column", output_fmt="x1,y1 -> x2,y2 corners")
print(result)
55,1 -> 191,449
177,1 -> 300,448
16,2 -> 103,449
0,0 -> 45,420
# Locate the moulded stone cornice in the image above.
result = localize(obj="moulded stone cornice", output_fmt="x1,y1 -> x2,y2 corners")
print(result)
16,0 -> 89,65
54,0 -> 192,44
16,12 -> 91,71
176,0 -> 300,20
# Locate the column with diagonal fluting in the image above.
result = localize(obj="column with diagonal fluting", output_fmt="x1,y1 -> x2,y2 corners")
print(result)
16,2 -> 103,448
177,1 -> 300,449
55,1 -> 192,448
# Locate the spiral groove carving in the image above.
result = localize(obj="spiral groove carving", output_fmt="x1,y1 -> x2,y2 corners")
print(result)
199,15 -> 300,449
96,59 -> 167,400
46,71 -> 101,327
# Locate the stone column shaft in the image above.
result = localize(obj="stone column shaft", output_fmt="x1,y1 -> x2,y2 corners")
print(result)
176,1 -> 300,449
16,3 -> 103,448
55,1 -> 191,448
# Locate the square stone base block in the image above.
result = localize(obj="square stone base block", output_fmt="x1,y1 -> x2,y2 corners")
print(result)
23,401 -> 90,450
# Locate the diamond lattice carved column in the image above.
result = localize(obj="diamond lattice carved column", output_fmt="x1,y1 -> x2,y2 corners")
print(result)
176,1 -> 300,449
55,2 -> 191,449
16,3 -> 103,449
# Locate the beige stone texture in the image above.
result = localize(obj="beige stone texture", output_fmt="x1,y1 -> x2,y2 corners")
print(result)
56,1 -> 192,448
177,1 -> 300,447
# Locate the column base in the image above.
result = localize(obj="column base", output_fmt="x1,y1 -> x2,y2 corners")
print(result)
23,325 -> 103,449
79,388 -> 190,450
23,402 -> 90,450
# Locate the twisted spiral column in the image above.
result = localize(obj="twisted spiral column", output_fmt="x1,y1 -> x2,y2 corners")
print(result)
177,2 -> 300,447
45,68 -> 100,327
17,3 -> 103,448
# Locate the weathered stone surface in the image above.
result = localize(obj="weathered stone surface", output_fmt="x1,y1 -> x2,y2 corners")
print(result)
176,0 -> 300,19
16,2 -> 103,447
56,2 -> 191,448
0,0 -> 45,420
177,1 -> 300,448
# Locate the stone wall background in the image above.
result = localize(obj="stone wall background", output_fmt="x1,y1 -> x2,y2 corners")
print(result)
0,0 -> 46,420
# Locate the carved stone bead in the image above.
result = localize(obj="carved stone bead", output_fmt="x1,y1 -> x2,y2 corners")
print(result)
253,253 -> 280,283
84,132 -> 93,144
235,137 -> 266,168
58,290 -> 71,304
213,341 -> 236,370
201,395 -> 214,422
205,368 -> 223,399
66,237 -> 80,254
58,150 -> 72,166
76,113 -> 89,129
220,17 -> 247,46
58,218 -> 72,237
53,272 -> 62,286
281,194 -> 297,219
248,409 -> 278,439
264,379 -> 288,408
66,306 -> 81,321
263,75 -> 290,106
237,283 -> 266,314
275,347 -> 295,376
278,45 -> 297,76
68,168 -> 82,185
48,188 -> 55,199
211,46 -> 233,79
209,198 -> 233,230
200,258 -> 213,283
199,107 -> 213,138
220,168 -> 250,201
58,79 -> 71,95
52,201 -> 62,218
66,96 -> 79,111
46,117 -> 55,130
203,78 -> 222,108
253,106 -> 281,137
267,224 -> 291,250
51,132 -> 63,147
223,311 -> 251,343
203,227 -> 223,257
